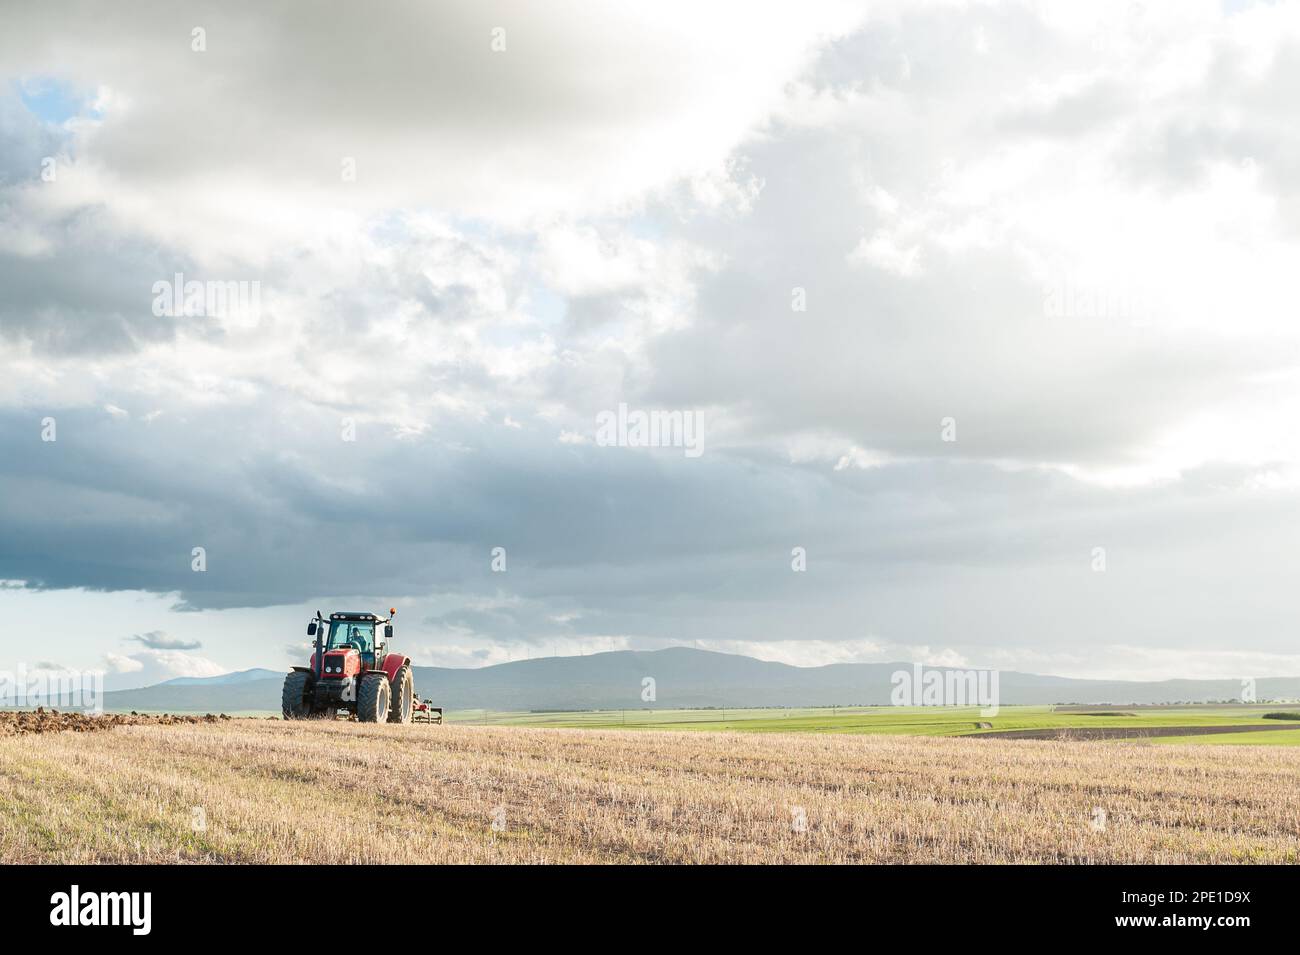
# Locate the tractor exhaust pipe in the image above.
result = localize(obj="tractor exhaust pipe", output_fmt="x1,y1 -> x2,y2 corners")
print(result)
314,611 -> 324,680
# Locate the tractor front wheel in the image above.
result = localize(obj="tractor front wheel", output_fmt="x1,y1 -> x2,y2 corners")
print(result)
388,665 -> 414,724
357,673 -> 391,723
282,671 -> 314,720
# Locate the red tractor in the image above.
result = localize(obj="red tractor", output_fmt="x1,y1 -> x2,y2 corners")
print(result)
282,608 -> 416,722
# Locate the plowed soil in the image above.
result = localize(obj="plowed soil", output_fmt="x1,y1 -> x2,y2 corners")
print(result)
0,709 -> 230,737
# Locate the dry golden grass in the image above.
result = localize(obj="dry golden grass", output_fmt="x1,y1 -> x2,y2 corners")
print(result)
1,720 -> 1298,863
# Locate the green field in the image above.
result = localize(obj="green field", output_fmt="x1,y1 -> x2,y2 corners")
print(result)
1149,728 -> 1300,746
447,703 -> 1300,744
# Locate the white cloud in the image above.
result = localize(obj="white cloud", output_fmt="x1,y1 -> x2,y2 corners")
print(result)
103,652 -> 143,674
848,231 -> 922,277
101,648 -> 226,690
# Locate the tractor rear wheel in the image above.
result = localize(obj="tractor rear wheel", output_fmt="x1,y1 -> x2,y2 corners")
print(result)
357,673 -> 391,723
388,665 -> 414,724
282,671 -> 314,720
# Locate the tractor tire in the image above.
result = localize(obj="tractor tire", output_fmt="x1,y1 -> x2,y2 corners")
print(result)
388,665 -> 414,724
357,672 -> 391,723
282,671 -> 314,720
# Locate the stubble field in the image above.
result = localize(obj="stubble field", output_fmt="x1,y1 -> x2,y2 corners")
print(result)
2,719 -> 1298,864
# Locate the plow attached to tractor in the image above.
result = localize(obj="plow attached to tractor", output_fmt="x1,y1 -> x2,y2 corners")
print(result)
282,608 -> 440,724
412,698 -> 443,724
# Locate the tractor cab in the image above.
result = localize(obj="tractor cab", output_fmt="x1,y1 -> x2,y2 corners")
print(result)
327,620 -> 375,666
312,613 -> 388,678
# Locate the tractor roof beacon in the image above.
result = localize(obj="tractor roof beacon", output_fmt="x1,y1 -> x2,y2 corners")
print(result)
282,607 -> 438,724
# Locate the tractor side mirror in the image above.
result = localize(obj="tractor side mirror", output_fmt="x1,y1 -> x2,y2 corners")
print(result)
307,622 -> 317,636
384,624 -> 393,639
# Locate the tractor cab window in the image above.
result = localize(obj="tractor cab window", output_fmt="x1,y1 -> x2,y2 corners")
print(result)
328,621 -> 374,653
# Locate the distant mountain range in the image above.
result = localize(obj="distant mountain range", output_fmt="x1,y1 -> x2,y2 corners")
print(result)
78,648 -> 1300,713
159,669 -> 284,686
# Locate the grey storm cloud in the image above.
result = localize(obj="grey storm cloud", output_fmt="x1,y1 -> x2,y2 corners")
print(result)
0,226 -> 191,355
0,92 -> 62,186
129,631 -> 201,651
0,0 -> 852,223
3,400 -> 1299,664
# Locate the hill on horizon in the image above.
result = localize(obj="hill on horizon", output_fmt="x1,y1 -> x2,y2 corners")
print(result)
71,647 -> 1300,713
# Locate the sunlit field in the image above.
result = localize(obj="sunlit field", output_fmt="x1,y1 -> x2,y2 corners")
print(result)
451,703 -> 1300,743
4,720 -> 1300,864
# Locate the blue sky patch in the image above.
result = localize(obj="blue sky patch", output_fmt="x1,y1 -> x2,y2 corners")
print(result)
17,75 -> 100,124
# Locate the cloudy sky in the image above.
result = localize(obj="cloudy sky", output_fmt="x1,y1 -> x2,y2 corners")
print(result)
3,0 -> 1300,688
